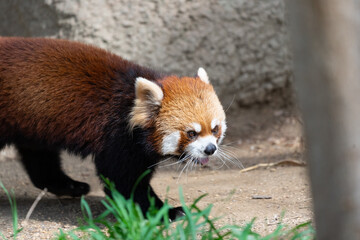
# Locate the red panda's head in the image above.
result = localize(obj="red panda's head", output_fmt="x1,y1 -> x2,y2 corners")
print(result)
129,68 -> 226,165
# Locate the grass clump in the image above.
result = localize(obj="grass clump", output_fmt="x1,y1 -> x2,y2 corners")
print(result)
56,177 -> 315,240
56,177 -> 229,240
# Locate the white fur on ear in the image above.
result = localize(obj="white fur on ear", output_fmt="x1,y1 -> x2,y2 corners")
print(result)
135,77 -> 163,105
129,77 -> 163,130
197,67 -> 209,84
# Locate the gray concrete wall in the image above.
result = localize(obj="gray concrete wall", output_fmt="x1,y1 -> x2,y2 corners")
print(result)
0,0 -> 292,107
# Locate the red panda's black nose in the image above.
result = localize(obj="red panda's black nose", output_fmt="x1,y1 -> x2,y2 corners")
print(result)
204,143 -> 217,156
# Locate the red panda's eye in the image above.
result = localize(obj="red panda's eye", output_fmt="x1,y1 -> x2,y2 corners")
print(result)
212,125 -> 219,135
187,130 -> 198,139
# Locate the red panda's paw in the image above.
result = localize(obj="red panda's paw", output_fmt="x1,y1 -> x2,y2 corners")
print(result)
169,206 -> 185,222
46,180 -> 90,198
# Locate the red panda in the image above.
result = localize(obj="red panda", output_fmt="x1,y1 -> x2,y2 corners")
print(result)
0,37 -> 226,220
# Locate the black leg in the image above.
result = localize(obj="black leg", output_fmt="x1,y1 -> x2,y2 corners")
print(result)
16,145 -> 89,197
133,181 -> 164,212
95,154 -> 184,221
143,185 -> 185,221
0,142 -> 5,151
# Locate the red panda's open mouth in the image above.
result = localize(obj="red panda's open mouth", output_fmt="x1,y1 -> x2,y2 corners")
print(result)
197,157 -> 209,165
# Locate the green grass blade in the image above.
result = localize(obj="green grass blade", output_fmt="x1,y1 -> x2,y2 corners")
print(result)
178,187 -> 197,240
0,231 -> 7,240
190,202 -> 224,239
80,196 -> 93,222
189,193 -> 208,210
143,204 -> 171,239
0,181 -> 22,240
289,221 -> 315,240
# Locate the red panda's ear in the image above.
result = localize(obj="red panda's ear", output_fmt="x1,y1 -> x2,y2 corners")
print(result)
135,77 -> 163,104
129,77 -> 163,130
197,67 -> 210,84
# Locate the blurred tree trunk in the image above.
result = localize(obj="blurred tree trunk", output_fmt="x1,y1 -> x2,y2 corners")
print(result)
287,1 -> 360,239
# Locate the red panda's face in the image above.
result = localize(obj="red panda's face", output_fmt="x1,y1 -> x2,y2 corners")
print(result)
129,68 -> 226,165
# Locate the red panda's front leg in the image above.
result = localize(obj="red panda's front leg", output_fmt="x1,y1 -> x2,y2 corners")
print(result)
93,143 -> 185,221
131,175 -> 185,221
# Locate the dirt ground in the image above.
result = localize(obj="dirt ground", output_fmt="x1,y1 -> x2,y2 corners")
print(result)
0,106 -> 313,239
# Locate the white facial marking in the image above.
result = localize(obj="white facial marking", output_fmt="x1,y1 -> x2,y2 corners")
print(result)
161,131 -> 180,155
219,120 -> 227,144
185,135 -> 218,158
190,122 -> 202,133
211,119 -> 220,130
197,67 -> 209,84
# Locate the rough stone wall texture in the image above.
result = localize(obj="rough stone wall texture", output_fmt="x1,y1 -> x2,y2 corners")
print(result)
0,0 -> 292,107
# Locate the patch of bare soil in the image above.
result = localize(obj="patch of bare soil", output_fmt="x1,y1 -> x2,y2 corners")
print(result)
0,106 -> 313,239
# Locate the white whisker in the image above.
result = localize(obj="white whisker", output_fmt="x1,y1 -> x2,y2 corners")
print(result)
211,154 -> 227,170
221,141 -> 240,147
217,147 -> 244,169
217,154 -> 231,169
153,152 -> 189,168
216,151 -> 237,168
176,153 -> 190,171
148,156 -> 174,168
220,144 -> 241,151
191,158 -> 198,172
225,94 -> 236,112
159,159 -> 184,168
177,157 -> 193,183
219,153 -> 241,168
220,147 -> 243,162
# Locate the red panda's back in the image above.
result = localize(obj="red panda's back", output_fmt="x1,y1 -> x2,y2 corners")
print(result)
0,37 -> 124,152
